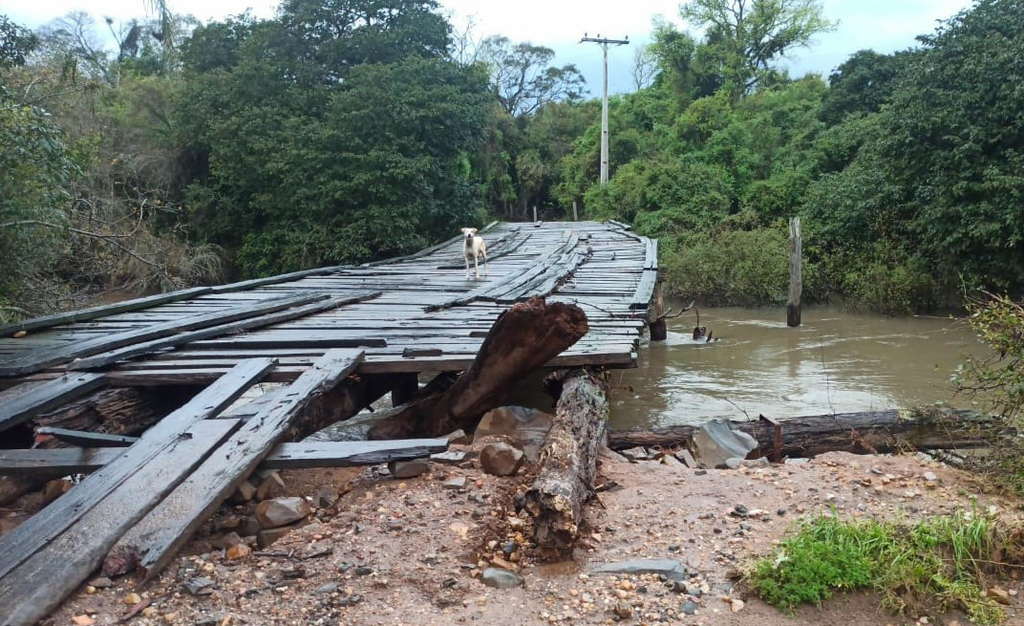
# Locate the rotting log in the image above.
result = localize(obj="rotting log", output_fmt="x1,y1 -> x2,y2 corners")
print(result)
34,387 -> 193,438
522,368 -> 609,557
605,408 -> 1014,458
367,298 -> 588,439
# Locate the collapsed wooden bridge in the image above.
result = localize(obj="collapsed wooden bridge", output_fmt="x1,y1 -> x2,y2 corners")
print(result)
0,220 -> 659,625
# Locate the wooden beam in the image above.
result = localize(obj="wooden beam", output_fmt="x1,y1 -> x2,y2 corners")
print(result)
0,373 -> 105,435
104,349 -> 364,581
0,358 -> 274,582
74,292 -> 379,370
0,293 -> 320,377
35,427 -> 139,447
0,419 -> 240,626
0,287 -> 212,338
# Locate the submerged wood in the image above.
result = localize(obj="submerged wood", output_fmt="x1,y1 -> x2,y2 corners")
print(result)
367,298 -> 588,439
605,408 -> 1012,457
522,368 -> 609,556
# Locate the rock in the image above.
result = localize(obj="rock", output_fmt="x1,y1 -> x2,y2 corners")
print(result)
185,577 -> 215,595
194,614 -> 229,626
315,582 -> 340,595
474,406 -> 554,461
687,584 -> 703,598
257,521 -> 306,549
388,459 -> 430,479
255,471 -> 287,500
226,543 -> 251,559
923,471 -> 938,482
123,592 -> 142,606
724,458 -> 743,469
255,497 -> 312,529
680,601 -> 698,615
591,558 -> 688,582
231,479 -> 257,503
442,476 -> 467,490
675,449 -> 697,468
446,429 -> 473,444
731,598 -> 745,612
212,514 -> 240,531
237,516 -> 261,537
988,587 -> 1011,605
619,446 -> 649,462
741,457 -> 771,468
613,602 -> 633,618
210,532 -> 243,550
480,443 -> 525,476
480,567 -> 524,589
72,616 -> 95,626
41,479 -> 72,505
430,451 -> 468,464
692,420 -> 757,469
89,577 -> 114,589
316,486 -> 337,508
355,566 -> 373,576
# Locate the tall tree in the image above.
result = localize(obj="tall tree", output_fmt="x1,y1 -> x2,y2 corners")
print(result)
478,36 -> 586,117
679,0 -> 835,100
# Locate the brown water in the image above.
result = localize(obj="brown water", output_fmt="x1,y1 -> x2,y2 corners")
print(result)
608,305 -> 990,430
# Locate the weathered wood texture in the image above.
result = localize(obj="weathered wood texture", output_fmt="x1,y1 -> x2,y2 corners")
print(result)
103,350 -> 363,581
0,438 -> 449,477
368,298 -> 589,439
0,419 -> 239,626
0,358 -> 274,583
34,387 -> 191,438
787,216 -> 802,328
35,427 -> 139,447
605,408 -> 1012,457
0,373 -> 105,435
522,368 -> 609,556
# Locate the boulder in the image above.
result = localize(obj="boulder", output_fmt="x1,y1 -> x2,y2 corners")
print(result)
692,420 -> 757,469
480,567 -> 524,589
479,443 -> 525,476
255,497 -> 312,529
474,406 -> 553,461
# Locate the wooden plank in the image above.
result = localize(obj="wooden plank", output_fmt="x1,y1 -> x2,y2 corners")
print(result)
0,358 -> 274,582
0,447 -> 124,476
73,291 -> 379,370
107,349 -> 364,581
35,427 -> 139,447
360,222 -> 499,268
0,287 -> 212,338
0,293 -> 319,377
0,373 -> 105,435
630,269 -> 657,310
210,266 -> 347,293
0,419 -> 240,626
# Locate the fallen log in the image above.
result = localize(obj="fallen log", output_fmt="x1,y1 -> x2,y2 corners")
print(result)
34,387 -> 194,438
368,298 -> 588,439
605,408 -> 1014,458
522,368 -> 609,557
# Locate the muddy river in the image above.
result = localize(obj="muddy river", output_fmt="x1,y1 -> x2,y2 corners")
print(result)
607,305 -> 990,430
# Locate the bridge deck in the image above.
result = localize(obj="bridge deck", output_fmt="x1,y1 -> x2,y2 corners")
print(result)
0,221 -> 657,387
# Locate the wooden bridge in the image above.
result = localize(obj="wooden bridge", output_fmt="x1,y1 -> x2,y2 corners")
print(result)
0,220 -> 658,626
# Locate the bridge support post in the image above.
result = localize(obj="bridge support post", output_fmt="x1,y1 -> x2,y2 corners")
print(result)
648,280 -> 667,341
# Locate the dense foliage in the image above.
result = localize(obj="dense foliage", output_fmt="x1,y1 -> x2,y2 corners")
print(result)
2,0 -> 1024,317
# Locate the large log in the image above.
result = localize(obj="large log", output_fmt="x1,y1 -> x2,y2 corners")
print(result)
34,387 -> 193,438
522,368 -> 609,557
605,408 -> 1013,458
367,298 -> 588,439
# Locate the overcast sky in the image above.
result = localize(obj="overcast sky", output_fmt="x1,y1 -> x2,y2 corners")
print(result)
4,0 -> 975,94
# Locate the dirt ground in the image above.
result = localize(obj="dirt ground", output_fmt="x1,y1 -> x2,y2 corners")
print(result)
36,449 -> 1024,626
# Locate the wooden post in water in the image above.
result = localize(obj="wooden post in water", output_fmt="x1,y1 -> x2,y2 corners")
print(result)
533,205 -> 538,222
787,217 -> 802,327
572,200 -> 579,221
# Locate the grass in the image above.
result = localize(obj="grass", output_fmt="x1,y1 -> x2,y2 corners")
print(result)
746,510 -> 1011,624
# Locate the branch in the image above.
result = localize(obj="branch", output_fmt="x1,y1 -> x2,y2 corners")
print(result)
0,219 -> 167,275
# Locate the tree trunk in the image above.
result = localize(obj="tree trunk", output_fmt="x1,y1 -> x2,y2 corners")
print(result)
522,368 -> 608,557
367,298 -> 588,439
34,387 -> 195,439
605,408 -> 1013,458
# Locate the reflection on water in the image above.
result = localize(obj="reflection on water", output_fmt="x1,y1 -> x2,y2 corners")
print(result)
608,305 -> 988,431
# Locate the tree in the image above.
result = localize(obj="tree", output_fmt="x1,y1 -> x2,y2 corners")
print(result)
0,16 -> 38,70
478,36 -> 586,117
818,49 -> 905,125
679,0 -> 835,100
631,45 -> 657,91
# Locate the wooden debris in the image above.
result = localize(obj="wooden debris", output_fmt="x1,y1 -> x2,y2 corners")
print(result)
522,368 -> 609,556
35,427 -> 139,447
0,373 -> 105,435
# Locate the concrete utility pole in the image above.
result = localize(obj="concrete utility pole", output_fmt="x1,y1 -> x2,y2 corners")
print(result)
580,34 -> 629,186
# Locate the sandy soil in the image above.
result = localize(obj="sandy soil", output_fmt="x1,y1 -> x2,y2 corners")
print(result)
40,449 -> 1024,626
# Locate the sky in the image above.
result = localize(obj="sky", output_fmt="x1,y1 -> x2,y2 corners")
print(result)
3,0 -> 975,95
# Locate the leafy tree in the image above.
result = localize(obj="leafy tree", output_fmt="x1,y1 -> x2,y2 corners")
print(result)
679,0 -> 835,101
0,16 -> 38,70
478,36 -> 586,117
818,49 -> 905,125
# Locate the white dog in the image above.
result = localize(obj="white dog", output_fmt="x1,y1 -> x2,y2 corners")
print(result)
461,227 -> 488,279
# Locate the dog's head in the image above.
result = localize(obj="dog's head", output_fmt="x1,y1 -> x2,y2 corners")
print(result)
461,227 -> 478,242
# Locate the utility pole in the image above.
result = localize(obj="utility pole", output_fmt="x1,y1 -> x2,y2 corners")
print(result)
581,34 -> 629,186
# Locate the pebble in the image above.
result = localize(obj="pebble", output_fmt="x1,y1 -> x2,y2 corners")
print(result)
680,601 -> 698,615
123,592 -> 142,606
480,567 -> 524,589
442,476 -> 468,490
613,602 -> 633,618
185,577 -> 215,595
731,598 -> 745,612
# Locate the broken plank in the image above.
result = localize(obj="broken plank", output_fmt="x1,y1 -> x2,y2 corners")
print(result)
0,358 -> 274,582
35,427 -> 140,447
0,293 -> 319,377
0,419 -> 239,626
74,292 -> 379,370
0,287 -> 212,338
0,373 -> 105,435
104,349 -> 364,581
261,438 -> 449,468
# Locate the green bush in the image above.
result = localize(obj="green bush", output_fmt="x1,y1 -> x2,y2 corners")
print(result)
749,512 -> 1005,624
843,258 -> 939,315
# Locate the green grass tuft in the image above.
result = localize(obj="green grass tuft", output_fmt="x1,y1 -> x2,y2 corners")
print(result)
747,510 -> 1007,624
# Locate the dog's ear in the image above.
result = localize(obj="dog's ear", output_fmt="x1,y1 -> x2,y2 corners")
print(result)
460,227 -> 470,235
469,228 -> 478,235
